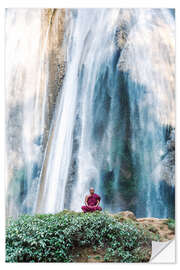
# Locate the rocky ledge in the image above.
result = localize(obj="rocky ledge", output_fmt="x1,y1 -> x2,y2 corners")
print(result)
110,211 -> 175,242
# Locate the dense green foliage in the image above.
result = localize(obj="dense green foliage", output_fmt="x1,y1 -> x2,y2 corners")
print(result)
6,210 -> 157,263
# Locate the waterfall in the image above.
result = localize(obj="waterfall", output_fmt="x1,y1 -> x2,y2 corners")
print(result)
6,8 -> 175,218
36,8 -> 175,217
5,9 -> 53,217
36,9 -> 123,213
119,9 -> 175,217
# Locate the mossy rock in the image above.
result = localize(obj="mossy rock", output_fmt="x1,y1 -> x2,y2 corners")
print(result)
147,225 -> 159,234
163,218 -> 175,232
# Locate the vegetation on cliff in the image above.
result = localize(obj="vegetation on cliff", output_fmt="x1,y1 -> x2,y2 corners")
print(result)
163,218 -> 175,232
6,210 -> 170,263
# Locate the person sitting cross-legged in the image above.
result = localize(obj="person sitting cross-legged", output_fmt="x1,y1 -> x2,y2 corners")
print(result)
81,187 -> 102,213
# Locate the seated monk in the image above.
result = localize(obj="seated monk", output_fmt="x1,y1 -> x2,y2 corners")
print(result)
81,187 -> 102,213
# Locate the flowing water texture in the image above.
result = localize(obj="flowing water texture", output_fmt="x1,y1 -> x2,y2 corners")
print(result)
6,8 -> 175,218
5,9 -> 52,217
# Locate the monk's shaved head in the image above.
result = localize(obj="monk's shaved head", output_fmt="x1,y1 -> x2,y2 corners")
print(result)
89,187 -> 95,195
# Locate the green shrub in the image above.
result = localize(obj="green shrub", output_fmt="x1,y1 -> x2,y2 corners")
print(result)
6,211 -> 156,263
164,218 -> 175,232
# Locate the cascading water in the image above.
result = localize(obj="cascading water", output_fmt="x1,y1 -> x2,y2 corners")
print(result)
119,9 -> 175,217
5,9 -> 53,217
36,9 -> 125,213
36,8 -> 175,217
6,8 -> 175,218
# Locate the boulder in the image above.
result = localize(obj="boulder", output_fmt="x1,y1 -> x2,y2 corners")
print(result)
113,210 -> 136,221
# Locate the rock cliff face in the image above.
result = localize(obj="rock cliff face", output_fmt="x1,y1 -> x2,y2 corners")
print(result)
161,127 -> 175,186
115,9 -> 137,50
40,9 -> 66,147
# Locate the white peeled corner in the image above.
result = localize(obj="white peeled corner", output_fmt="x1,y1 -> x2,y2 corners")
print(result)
150,239 -> 175,263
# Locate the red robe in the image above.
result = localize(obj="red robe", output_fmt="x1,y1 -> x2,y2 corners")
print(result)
81,193 -> 102,212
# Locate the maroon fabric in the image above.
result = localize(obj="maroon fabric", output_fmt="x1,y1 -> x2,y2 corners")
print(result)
81,193 -> 102,212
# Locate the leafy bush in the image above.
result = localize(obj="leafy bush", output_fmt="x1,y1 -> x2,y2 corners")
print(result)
6,210 -> 156,263
164,218 -> 175,232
